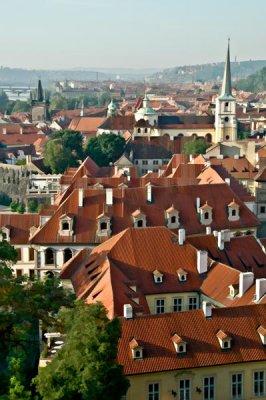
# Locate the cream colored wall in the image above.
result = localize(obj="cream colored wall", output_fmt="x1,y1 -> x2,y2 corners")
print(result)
160,128 -> 215,140
13,245 -> 35,277
125,361 -> 266,400
146,292 -> 199,314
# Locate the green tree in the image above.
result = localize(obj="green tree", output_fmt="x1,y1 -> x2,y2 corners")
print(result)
97,92 -> 111,106
85,133 -> 125,167
27,199 -> 39,213
0,241 -> 74,398
17,203 -> 25,214
182,139 -> 210,155
9,100 -> 31,113
0,90 -> 9,113
34,302 -> 130,400
49,95 -> 76,112
44,129 -> 84,173
10,201 -> 18,212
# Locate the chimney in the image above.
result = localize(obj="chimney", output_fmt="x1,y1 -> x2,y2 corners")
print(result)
225,178 -> 230,185
2,128 -> 6,135
206,226 -> 212,235
123,304 -> 133,319
218,231 -> 224,250
189,154 -> 193,162
197,250 -> 208,274
217,154 -> 224,160
255,278 -> 266,302
196,197 -> 201,212
213,230 -> 218,237
239,272 -> 254,297
106,188 -> 113,206
25,155 -> 32,164
234,154 -> 239,159
78,188 -> 84,207
178,228 -> 185,246
20,127 -> 23,135
202,301 -> 212,318
146,183 -> 152,203
221,229 -> 231,242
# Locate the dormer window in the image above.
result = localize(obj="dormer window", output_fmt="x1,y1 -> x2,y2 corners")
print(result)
177,268 -> 188,282
216,330 -> 232,350
129,338 -> 144,360
132,209 -> 146,228
165,205 -> 179,229
59,214 -> 74,237
1,226 -> 10,242
199,202 -> 213,225
153,270 -> 163,284
96,213 -> 111,237
172,334 -> 187,354
228,199 -> 240,222
257,326 -> 266,345
93,183 -> 104,189
229,284 -> 239,298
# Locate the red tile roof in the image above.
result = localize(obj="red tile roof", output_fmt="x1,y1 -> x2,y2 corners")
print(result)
0,213 -> 39,244
118,304 -> 266,375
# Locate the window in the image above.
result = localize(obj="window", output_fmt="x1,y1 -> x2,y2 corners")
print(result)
16,269 -> 23,277
29,248 -> 35,261
135,350 -> 142,359
204,376 -> 215,400
142,169 -> 147,174
153,160 -> 159,165
137,128 -> 141,133
154,275 -> 163,284
254,371 -> 265,397
232,209 -> 236,216
137,219 -> 143,228
135,160 -> 139,165
225,117 -> 229,122
62,221 -> 70,230
155,299 -> 165,314
179,379 -> 190,400
148,383 -> 160,400
188,297 -> 197,310
29,269 -> 35,278
171,216 -> 176,223
144,128 -> 148,133
63,248 -> 73,263
16,248 -> 22,261
142,160 -> 148,165
260,206 -> 266,214
231,373 -> 243,400
204,212 -> 209,219
45,248 -> 54,265
2,231 -> 7,240
100,221 -> 107,230
173,298 -> 183,312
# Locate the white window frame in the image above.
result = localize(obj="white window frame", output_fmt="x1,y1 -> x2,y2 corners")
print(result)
148,382 -> 160,400
178,379 -> 190,400
155,298 -> 165,314
173,297 -> 183,312
253,370 -> 265,397
231,373 -> 243,400
188,296 -> 198,310
203,376 -> 215,400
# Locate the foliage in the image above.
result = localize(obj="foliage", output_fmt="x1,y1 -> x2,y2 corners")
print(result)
238,131 -> 250,140
17,203 -> 25,214
10,201 -> 18,212
97,92 -> 111,106
182,139 -> 210,155
10,100 -> 31,113
85,133 -> 125,167
237,66 -> 266,92
0,192 -> 12,206
16,159 -> 26,166
27,199 -> 39,213
0,89 -> 9,113
34,302 -> 130,400
0,244 -> 74,398
43,129 -> 84,173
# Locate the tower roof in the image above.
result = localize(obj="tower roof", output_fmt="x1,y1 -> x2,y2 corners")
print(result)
37,79 -> 44,102
219,40 -> 234,100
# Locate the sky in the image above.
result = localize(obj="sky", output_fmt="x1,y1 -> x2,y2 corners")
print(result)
1,0 -> 266,70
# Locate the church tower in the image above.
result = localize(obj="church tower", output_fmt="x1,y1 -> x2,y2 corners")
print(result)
215,40 -> 237,143
31,80 -> 49,123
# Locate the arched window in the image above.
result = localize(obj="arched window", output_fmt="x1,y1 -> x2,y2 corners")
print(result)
144,128 -> 148,133
63,248 -> 73,263
171,216 -> 176,223
204,212 -> 209,219
137,128 -> 141,133
45,270 -> 54,278
45,248 -> 54,265
226,135 -> 230,140
137,219 -> 143,228
224,117 -> 229,122
62,221 -> 70,230
100,221 -> 107,230
205,133 -> 212,143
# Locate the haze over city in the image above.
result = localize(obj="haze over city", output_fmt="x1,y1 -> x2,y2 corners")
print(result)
2,0 -> 266,70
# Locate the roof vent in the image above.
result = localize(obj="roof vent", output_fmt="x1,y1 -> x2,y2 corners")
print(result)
239,272 -> 254,297
123,304 -> 133,319
206,226 -> 212,235
202,301 -> 212,318
197,250 -> 208,274
178,229 -> 186,246
257,326 -> 266,345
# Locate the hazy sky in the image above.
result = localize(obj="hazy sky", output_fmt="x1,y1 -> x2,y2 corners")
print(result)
1,0 -> 266,70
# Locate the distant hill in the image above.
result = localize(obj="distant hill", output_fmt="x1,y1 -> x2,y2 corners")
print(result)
237,67 -> 266,92
149,60 -> 266,84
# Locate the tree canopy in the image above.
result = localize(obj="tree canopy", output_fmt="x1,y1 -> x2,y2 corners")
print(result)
0,240 -> 74,398
237,66 -> 266,92
85,133 -> 125,167
43,129 -> 84,173
34,302 -> 130,400
182,138 -> 210,155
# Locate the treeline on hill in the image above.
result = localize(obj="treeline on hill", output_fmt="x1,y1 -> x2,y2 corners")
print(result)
237,66 -> 266,92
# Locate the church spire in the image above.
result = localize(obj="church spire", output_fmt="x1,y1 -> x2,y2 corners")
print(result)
37,79 -> 44,102
220,39 -> 233,98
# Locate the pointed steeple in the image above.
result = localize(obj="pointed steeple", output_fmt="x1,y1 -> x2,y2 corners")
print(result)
220,39 -> 233,98
37,79 -> 44,102
143,92 -> 149,108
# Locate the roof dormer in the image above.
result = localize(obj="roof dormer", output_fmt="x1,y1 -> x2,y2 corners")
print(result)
172,334 -> 187,354
129,338 -> 144,360
1,226 -> 10,242
93,183 -> 104,189
227,199 -> 240,222
153,269 -> 163,284
199,201 -> 213,226
216,330 -> 232,350
96,213 -> 111,237
165,205 -> 180,229
229,283 -> 239,298
176,268 -> 188,282
132,209 -> 146,228
59,214 -> 74,237
257,325 -> 266,345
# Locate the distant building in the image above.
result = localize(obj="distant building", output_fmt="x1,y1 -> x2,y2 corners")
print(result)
31,80 -> 49,123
